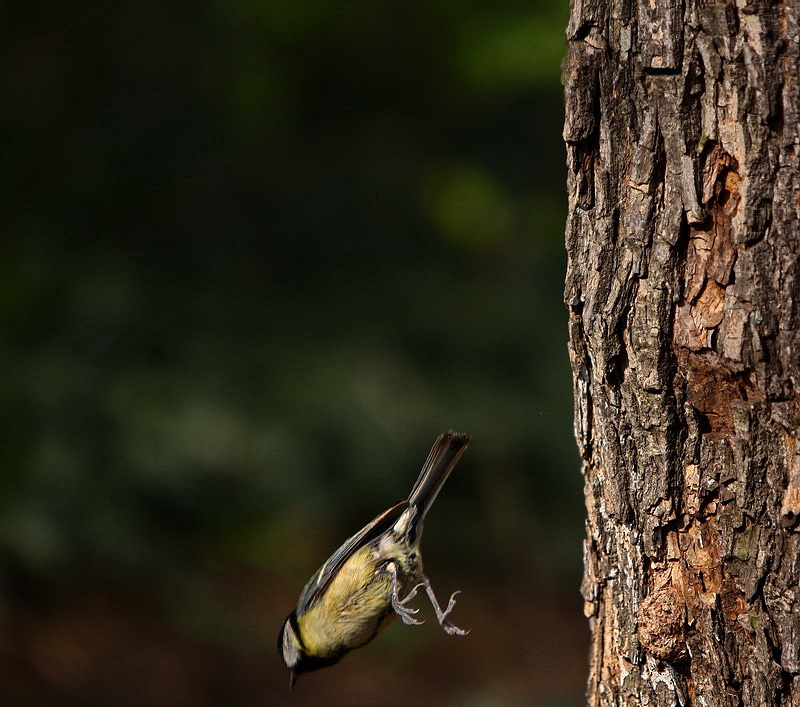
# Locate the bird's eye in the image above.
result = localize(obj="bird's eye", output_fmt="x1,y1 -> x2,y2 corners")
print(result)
409,552 -> 417,560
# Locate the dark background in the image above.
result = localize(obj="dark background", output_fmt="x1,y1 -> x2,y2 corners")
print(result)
1,1 -> 586,704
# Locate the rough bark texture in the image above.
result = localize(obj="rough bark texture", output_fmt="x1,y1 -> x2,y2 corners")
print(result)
563,0 -> 800,703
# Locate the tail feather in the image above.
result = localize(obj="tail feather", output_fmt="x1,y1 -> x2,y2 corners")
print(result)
407,431 -> 470,519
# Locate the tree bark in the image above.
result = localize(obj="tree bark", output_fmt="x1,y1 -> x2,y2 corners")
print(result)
563,0 -> 800,703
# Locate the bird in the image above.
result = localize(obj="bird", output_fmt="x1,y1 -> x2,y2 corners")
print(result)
278,430 -> 470,687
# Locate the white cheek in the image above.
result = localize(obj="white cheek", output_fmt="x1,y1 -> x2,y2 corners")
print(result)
282,623 -> 301,667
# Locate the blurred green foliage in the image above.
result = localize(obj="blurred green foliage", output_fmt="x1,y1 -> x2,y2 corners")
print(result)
1,0 -> 577,603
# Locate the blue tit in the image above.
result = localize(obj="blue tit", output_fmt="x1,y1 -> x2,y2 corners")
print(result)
278,431 -> 470,687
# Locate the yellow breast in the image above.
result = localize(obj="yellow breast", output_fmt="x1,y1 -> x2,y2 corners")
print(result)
297,545 -> 395,658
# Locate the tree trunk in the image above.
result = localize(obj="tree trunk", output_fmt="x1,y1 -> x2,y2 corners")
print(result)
563,0 -> 800,703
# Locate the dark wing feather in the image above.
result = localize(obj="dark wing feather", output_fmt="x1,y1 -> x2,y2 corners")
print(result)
296,500 -> 409,615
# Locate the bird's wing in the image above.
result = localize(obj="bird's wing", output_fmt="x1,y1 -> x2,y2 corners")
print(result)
296,500 -> 409,615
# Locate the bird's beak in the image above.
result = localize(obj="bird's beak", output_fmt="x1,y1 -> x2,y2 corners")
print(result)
289,670 -> 298,690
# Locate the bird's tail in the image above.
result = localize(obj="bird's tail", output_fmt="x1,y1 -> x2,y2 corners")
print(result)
407,431 -> 470,520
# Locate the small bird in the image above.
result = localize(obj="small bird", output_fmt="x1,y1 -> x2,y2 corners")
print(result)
278,431 -> 470,687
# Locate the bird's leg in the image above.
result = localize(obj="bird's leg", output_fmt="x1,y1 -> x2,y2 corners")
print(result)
388,562 -> 424,626
420,575 -> 469,636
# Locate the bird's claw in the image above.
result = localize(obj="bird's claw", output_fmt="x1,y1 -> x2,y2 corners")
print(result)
422,580 -> 469,636
388,565 -> 468,634
396,604 -> 425,626
389,566 -> 425,625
